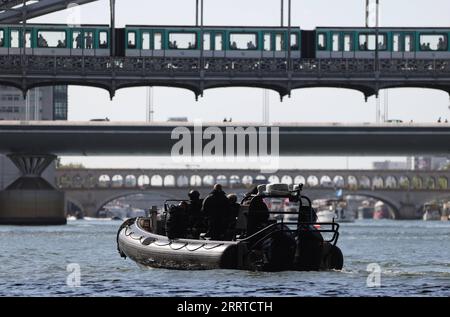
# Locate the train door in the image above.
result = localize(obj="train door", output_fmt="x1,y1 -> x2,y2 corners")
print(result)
213,32 -> 225,58
262,32 -> 273,59
343,32 -> 354,59
403,33 -> 415,59
9,28 -> 21,55
152,30 -> 164,57
274,32 -> 285,58
392,33 -> 402,59
96,29 -> 110,57
203,31 -> 213,58
331,32 -> 342,59
125,29 -> 139,57
141,31 -> 152,57
83,29 -> 95,57
71,29 -> 83,56
0,28 -> 6,55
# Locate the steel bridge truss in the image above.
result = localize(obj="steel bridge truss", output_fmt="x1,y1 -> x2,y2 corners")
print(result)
1,55 -> 450,99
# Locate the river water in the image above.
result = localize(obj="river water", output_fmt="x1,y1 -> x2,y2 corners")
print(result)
0,219 -> 449,297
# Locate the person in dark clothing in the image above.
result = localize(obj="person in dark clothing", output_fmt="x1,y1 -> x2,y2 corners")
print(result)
246,195 -> 270,236
165,201 -> 188,240
187,190 -> 205,239
202,184 -> 230,240
225,194 -> 240,240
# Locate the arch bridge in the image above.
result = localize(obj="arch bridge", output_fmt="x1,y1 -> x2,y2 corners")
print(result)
57,168 -> 450,220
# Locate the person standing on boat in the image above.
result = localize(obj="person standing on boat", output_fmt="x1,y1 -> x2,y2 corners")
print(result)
165,201 -> 188,239
187,190 -> 205,239
202,184 -> 230,240
225,194 -> 240,240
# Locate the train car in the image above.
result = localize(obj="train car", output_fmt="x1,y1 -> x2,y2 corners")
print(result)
123,25 -> 302,59
0,23 -> 111,56
315,27 -> 450,59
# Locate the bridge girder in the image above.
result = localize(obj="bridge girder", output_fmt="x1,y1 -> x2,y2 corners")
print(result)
0,0 -> 100,23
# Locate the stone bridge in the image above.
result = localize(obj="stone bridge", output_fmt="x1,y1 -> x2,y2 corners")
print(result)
57,168 -> 450,219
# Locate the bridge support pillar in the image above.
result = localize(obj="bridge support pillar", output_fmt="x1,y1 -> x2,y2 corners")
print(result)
0,154 -> 66,226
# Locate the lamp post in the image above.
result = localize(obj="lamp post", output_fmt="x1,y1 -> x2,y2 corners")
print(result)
110,0 -> 115,56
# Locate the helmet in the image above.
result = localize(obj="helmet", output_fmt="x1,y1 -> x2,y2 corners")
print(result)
188,190 -> 200,200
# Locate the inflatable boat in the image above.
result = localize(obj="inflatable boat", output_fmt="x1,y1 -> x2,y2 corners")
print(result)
117,184 -> 344,272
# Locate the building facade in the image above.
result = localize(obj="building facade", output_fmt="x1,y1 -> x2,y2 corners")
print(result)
0,85 -> 68,189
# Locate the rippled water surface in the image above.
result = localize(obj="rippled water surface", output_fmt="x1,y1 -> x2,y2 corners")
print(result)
0,220 -> 449,296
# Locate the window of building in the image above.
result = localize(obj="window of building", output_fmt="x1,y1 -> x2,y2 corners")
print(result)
37,31 -> 67,48
127,31 -> 136,49
275,33 -> 284,51
142,32 -> 151,50
203,33 -> 211,50
98,31 -> 108,49
229,33 -> 257,50
168,32 -> 197,49
215,34 -> 223,51
419,34 -> 447,51
358,34 -> 387,51
154,32 -> 162,50
317,33 -> 327,50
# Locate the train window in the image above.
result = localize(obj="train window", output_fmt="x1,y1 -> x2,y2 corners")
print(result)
10,30 -> 19,48
142,32 -> 150,50
73,31 -> 83,49
98,31 -> 108,49
404,35 -> 413,52
127,31 -> 136,49
419,34 -> 447,51
215,34 -> 223,51
0,30 -> 3,47
317,33 -> 327,50
332,34 -> 340,51
344,34 -> 353,51
358,34 -> 386,51
264,33 -> 271,51
393,34 -> 400,52
154,32 -> 162,50
290,33 -> 299,50
275,33 -> 284,51
168,32 -> 197,49
229,33 -> 257,50
84,31 -> 94,49
203,33 -> 211,50
37,31 -> 66,48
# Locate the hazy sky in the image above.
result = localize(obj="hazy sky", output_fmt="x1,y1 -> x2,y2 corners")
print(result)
30,0 -> 450,169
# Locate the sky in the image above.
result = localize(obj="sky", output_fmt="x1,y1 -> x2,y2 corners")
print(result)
30,0 -> 450,169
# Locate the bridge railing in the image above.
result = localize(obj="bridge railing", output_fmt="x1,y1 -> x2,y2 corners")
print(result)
2,55 -> 450,78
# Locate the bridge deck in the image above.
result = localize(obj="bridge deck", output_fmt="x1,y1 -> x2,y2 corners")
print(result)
1,121 -> 450,156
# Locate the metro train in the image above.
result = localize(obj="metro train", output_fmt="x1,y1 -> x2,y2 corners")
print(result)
0,23 -> 449,59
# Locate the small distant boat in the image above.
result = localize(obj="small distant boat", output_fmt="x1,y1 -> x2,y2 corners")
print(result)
422,203 -> 442,221
314,199 -> 355,223
373,201 -> 389,220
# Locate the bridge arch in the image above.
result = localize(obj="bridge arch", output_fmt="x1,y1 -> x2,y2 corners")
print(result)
344,192 -> 400,219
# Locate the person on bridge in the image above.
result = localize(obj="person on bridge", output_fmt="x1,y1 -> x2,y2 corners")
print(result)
86,33 -> 93,49
187,190 -> 205,239
202,184 -> 230,240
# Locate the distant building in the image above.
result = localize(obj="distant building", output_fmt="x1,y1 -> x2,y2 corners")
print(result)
372,160 -> 410,170
414,156 -> 450,171
0,85 -> 68,189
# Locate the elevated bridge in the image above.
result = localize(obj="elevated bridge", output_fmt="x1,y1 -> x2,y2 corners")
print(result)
57,168 -> 450,219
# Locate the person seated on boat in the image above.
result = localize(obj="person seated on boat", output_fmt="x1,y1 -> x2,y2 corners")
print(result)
225,194 -> 240,240
202,184 -> 230,240
165,201 -> 188,239
246,190 -> 270,236
187,190 -> 205,239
